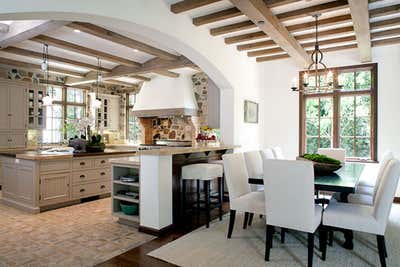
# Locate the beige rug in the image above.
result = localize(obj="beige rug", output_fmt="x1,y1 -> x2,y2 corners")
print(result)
0,197 -> 155,267
149,205 -> 400,267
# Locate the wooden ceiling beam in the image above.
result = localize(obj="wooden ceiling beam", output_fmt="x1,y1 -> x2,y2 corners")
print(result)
225,31 -> 268,44
276,0 -> 349,22
0,57 -> 85,77
2,46 -> 112,73
68,22 -> 178,61
372,36 -> 400,47
287,14 -> 352,32
31,35 -> 141,67
371,28 -> 400,39
103,79 -> 138,88
237,39 -> 276,51
127,75 -> 151,82
295,26 -> 354,41
0,20 -> 68,49
348,0 -> 371,62
230,0 -> 311,67
171,0 -> 222,14
193,7 -> 242,26
153,70 -> 180,78
263,0 -> 302,8
369,4 -> 400,18
210,20 -> 257,36
370,17 -> 400,30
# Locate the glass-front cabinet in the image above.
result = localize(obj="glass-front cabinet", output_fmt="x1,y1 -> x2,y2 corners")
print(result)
27,86 -> 46,129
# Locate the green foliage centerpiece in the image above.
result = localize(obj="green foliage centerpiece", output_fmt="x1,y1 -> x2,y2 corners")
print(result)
86,134 -> 106,153
299,153 -> 342,175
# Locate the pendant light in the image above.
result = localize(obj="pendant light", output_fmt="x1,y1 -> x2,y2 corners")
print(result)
42,44 -> 53,106
291,14 -> 337,93
92,58 -> 102,109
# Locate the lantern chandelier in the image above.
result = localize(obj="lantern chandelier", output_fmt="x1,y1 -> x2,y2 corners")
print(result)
291,14 -> 341,93
42,43 -> 53,106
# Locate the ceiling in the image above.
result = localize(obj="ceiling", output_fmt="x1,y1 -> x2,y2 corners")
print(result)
169,0 -> 400,64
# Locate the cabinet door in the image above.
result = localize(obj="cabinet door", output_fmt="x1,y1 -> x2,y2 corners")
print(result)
108,97 -> 120,130
0,132 -> 9,149
17,168 -> 35,205
40,172 -> 70,206
9,131 -> 26,148
0,87 -> 9,131
10,86 -> 27,130
2,164 -> 17,200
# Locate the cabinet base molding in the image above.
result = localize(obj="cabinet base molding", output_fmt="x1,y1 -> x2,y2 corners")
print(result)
1,198 -> 39,214
40,193 -> 111,212
139,224 -> 174,236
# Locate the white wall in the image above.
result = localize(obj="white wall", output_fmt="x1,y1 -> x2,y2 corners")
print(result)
134,73 -> 197,111
207,78 -> 220,129
258,44 -> 400,195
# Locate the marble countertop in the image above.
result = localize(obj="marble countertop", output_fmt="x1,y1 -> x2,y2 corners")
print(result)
137,144 -> 236,156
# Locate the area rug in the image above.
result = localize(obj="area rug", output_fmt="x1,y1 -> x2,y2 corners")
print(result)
0,197 -> 155,267
148,205 -> 400,267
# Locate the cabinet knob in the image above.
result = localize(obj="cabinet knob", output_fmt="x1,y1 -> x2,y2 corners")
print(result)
100,185 -> 105,189
100,160 -> 106,164
80,189 -> 85,192
100,172 -> 106,176
80,162 -> 85,166
80,175 -> 85,178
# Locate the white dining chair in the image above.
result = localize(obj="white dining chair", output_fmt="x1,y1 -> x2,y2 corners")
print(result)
317,148 -> 346,163
272,146 -> 285,159
322,158 -> 400,267
349,151 -> 394,206
261,148 -> 275,160
263,159 -> 324,267
222,153 -> 265,238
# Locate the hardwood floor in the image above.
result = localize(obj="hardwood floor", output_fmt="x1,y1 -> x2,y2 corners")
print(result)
97,203 -> 230,267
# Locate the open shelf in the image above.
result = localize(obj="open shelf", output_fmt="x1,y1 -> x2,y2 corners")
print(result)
113,180 -> 139,187
114,194 -> 139,203
113,211 -> 139,223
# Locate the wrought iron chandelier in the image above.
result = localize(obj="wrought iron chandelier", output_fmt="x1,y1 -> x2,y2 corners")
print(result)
92,58 -> 102,109
291,14 -> 335,92
42,43 -> 53,106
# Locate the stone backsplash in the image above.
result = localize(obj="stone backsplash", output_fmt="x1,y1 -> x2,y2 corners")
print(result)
151,117 -> 194,141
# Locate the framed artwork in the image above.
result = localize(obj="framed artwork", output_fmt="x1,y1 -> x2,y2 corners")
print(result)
244,100 -> 259,123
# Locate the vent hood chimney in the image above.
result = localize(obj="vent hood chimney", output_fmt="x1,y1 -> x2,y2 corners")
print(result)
132,73 -> 198,117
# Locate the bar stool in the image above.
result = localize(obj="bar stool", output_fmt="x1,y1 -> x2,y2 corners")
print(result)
182,163 -> 224,228
208,159 -> 228,200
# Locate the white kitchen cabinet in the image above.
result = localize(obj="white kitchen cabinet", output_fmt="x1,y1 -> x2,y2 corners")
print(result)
0,85 -> 9,131
0,132 -> 9,149
39,172 -> 71,206
27,86 -> 46,129
96,94 -> 120,131
0,131 -> 26,149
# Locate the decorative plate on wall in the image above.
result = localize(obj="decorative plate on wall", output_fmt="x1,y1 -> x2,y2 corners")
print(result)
244,100 -> 259,123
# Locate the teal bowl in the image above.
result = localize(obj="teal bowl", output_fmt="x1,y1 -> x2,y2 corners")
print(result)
120,202 -> 138,215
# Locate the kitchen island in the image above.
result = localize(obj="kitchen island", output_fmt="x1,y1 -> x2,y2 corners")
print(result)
0,149 -> 138,213
124,144 -> 235,235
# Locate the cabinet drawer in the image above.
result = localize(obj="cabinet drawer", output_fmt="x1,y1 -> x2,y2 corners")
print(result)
72,169 -> 110,184
72,159 -> 94,170
94,158 -> 110,168
71,180 -> 110,199
40,160 -> 71,173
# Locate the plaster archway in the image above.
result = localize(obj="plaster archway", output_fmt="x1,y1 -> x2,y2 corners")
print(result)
0,1 -> 243,144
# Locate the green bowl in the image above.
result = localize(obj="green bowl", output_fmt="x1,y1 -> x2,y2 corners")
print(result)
120,202 -> 138,215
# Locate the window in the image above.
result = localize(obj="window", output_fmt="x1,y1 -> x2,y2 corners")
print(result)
127,94 -> 142,144
43,87 -> 86,143
300,64 -> 377,161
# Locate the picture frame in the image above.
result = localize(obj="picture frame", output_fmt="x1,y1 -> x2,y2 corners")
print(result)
244,100 -> 259,123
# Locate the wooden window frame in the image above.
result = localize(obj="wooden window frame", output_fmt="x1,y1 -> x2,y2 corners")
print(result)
299,63 -> 378,162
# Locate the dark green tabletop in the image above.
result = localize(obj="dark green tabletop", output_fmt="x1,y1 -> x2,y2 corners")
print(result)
248,162 -> 365,194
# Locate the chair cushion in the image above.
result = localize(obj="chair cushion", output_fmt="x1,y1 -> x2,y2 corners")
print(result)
323,202 -> 383,235
182,164 -> 223,180
355,185 -> 374,195
230,191 -> 265,215
348,193 -> 373,206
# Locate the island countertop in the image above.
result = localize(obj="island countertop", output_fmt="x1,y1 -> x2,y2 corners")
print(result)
137,143 -> 237,156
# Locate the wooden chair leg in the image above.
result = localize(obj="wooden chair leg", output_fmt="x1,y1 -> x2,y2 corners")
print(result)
218,177 -> 223,221
308,233 -> 315,267
182,179 -> 186,222
383,236 -> 388,258
319,226 -> 327,261
377,235 -> 387,267
259,214 -> 263,219
204,180 -> 210,228
281,228 -> 286,243
243,212 -> 249,229
248,213 -> 254,226
196,179 -> 200,219
227,210 -> 236,239
328,230 -> 333,246
265,224 -> 273,261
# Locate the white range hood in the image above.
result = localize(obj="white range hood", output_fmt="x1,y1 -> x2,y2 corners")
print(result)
132,73 -> 198,117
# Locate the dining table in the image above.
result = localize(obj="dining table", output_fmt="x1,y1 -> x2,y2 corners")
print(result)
248,162 -> 366,249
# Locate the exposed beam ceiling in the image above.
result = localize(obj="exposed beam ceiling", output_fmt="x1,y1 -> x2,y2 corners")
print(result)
371,28 -> 400,39
68,22 -> 179,61
263,0 -> 302,8
230,0 -> 311,67
128,75 -> 151,82
370,17 -> 400,30
171,0 -> 222,14
31,35 -> 141,67
66,56 -> 195,85
286,14 -> 352,32
348,0 -> 371,62
2,46 -> 112,72
153,70 -> 180,78
193,7 -> 242,26
102,79 -> 137,88
369,4 -> 400,18
372,36 -> 400,47
0,57 -> 85,77
210,20 -> 256,36
0,20 -> 68,49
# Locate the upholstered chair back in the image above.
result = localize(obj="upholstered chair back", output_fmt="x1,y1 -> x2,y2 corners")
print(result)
244,151 -> 263,179
373,151 -> 394,201
272,146 -> 285,159
263,159 -> 316,233
317,148 -> 346,163
261,148 -> 275,160
373,158 -> 400,233
222,153 -> 251,200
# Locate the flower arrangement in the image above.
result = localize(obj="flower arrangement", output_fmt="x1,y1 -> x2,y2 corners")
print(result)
196,125 -> 217,143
